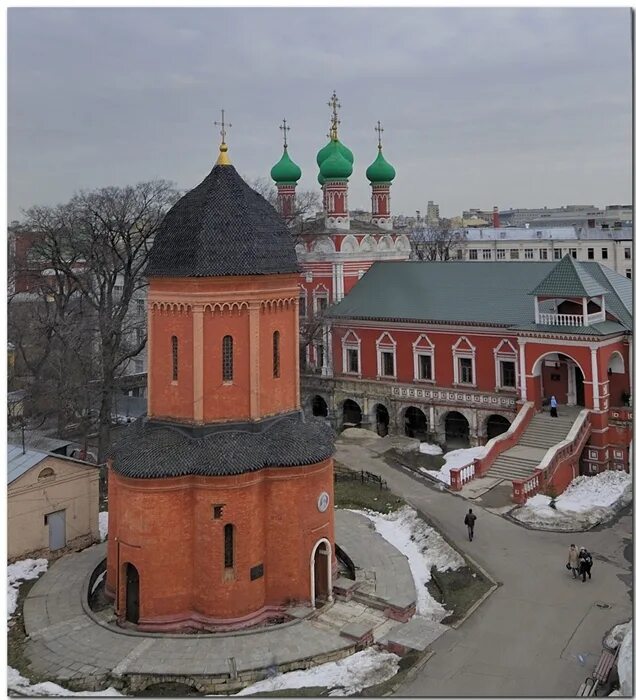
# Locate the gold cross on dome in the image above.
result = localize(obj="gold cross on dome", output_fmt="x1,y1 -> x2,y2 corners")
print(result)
214,109 -> 232,143
279,118 -> 290,148
375,120 -> 384,149
328,90 -> 341,139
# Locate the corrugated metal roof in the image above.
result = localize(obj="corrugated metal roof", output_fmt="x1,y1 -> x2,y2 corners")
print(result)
327,260 -> 631,332
530,256 -> 608,298
7,445 -> 48,484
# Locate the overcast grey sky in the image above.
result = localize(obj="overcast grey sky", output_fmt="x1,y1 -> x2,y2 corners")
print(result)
7,7 -> 632,221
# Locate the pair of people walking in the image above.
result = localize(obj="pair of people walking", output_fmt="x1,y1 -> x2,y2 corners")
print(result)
567,544 -> 593,582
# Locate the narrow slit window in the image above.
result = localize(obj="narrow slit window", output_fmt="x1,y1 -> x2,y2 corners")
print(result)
273,331 -> 280,378
224,523 -> 234,568
171,336 -> 178,381
222,335 -> 233,382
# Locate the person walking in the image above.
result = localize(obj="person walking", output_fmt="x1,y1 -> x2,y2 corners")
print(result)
550,395 -> 558,417
464,508 -> 477,542
567,544 -> 579,579
579,547 -> 593,582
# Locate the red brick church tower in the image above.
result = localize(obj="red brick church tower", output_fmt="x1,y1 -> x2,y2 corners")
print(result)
105,120 -> 336,632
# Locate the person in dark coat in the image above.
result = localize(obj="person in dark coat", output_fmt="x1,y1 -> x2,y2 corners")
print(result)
579,547 -> 593,582
464,508 -> 477,541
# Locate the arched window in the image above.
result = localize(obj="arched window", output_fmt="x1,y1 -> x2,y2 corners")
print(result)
38,467 -> 55,480
222,335 -> 233,382
224,524 -> 234,568
273,330 -> 280,378
171,336 -> 178,381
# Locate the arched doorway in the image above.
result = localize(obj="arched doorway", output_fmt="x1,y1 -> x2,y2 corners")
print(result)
607,351 -> 628,406
404,406 -> 428,440
375,404 -> 389,436
312,395 -> 328,417
311,539 -> 331,609
342,399 -> 362,427
125,563 -> 139,624
445,411 -> 470,448
531,352 -> 587,408
486,415 -> 511,441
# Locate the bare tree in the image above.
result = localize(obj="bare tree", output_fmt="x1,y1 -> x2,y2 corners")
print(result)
411,219 -> 465,261
248,177 -> 321,231
21,180 -> 180,461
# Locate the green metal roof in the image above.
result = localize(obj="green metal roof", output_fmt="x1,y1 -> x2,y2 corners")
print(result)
327,260 -> 632,333
530,255 -> 608,298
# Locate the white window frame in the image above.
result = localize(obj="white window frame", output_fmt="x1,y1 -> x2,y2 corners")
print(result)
469,249 -> 478,260
313,284 -> 329,315
510,249 -> 519,260
299,286 -> 308,318
376,331 -> 397,379
452,336 -> 476,387
481,249 -> 492,260
524,249 -> 534,260
539,248 -> 548,260
342,330 -> 361,377
412,334 -> 435,383
496,249 -> 506,260
493,339 -> 518,391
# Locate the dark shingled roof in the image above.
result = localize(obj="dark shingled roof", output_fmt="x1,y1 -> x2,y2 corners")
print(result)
110,411 -> 335,479
146,164 -> 299,278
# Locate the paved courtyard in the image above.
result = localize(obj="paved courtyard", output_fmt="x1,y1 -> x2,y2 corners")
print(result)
20,509 -> 424,694
335,436 -> 633,696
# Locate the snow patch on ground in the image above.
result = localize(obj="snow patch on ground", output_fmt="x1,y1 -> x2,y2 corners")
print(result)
419,441 -> 443,456
234,648 -> 399,696
99,511 -> 109,541
8,668 -> 123,696
352,506 -> 464,619
420,446 -> 488,485
7,559 -> 123,696
341,427 -> 380,440
617,624 -> 633,696
605,620 -> 631,650
511,471 -> 632,530
7,558 -> 48,620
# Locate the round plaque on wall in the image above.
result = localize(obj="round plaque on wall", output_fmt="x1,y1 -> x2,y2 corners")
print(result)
317,491 -> 330,512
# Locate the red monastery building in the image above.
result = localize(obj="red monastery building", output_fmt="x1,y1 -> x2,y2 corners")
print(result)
106,132 -> 336,631
303,257 -> 632,500
269,94 -> 411,374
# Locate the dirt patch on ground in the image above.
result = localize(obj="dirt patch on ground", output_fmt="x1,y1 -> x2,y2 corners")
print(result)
334,464 -> 404,514
426,565 -> 492,626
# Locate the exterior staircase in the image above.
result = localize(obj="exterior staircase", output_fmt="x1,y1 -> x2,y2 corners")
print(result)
487,407 -> 582,482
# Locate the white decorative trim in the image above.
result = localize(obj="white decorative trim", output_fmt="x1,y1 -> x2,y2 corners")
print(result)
342,330 -> 362,376
452,336 -> 476,386
493,339 -> 518,390
313,284 -> 330,314
412,334 -> 436,382
376,332 -> 397,378
389,384 -> 517,408
310,538 -> 333,608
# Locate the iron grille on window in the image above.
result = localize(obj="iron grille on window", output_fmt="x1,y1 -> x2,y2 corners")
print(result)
273,331 -> 280,378
418,354 -> 432,380
224,524 -> 234,568
501,360 -> 516,387
346,348 -> 359,373
459,357 -> 473,384
222,335 -> 233,382
381,351 -> 395,377
171,336 -> 178,381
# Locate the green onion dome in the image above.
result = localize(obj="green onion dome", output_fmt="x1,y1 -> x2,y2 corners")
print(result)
320,148 -> 353,180
365,148 -> 396,183
270,147 -> 302,184
316,138 -> 354,168
318,171 -> 325,186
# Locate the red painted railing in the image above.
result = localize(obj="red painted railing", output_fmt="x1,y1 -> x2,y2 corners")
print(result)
512,410 -> 592,504
473,402 -> 535,478
449,462 -> 476,491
